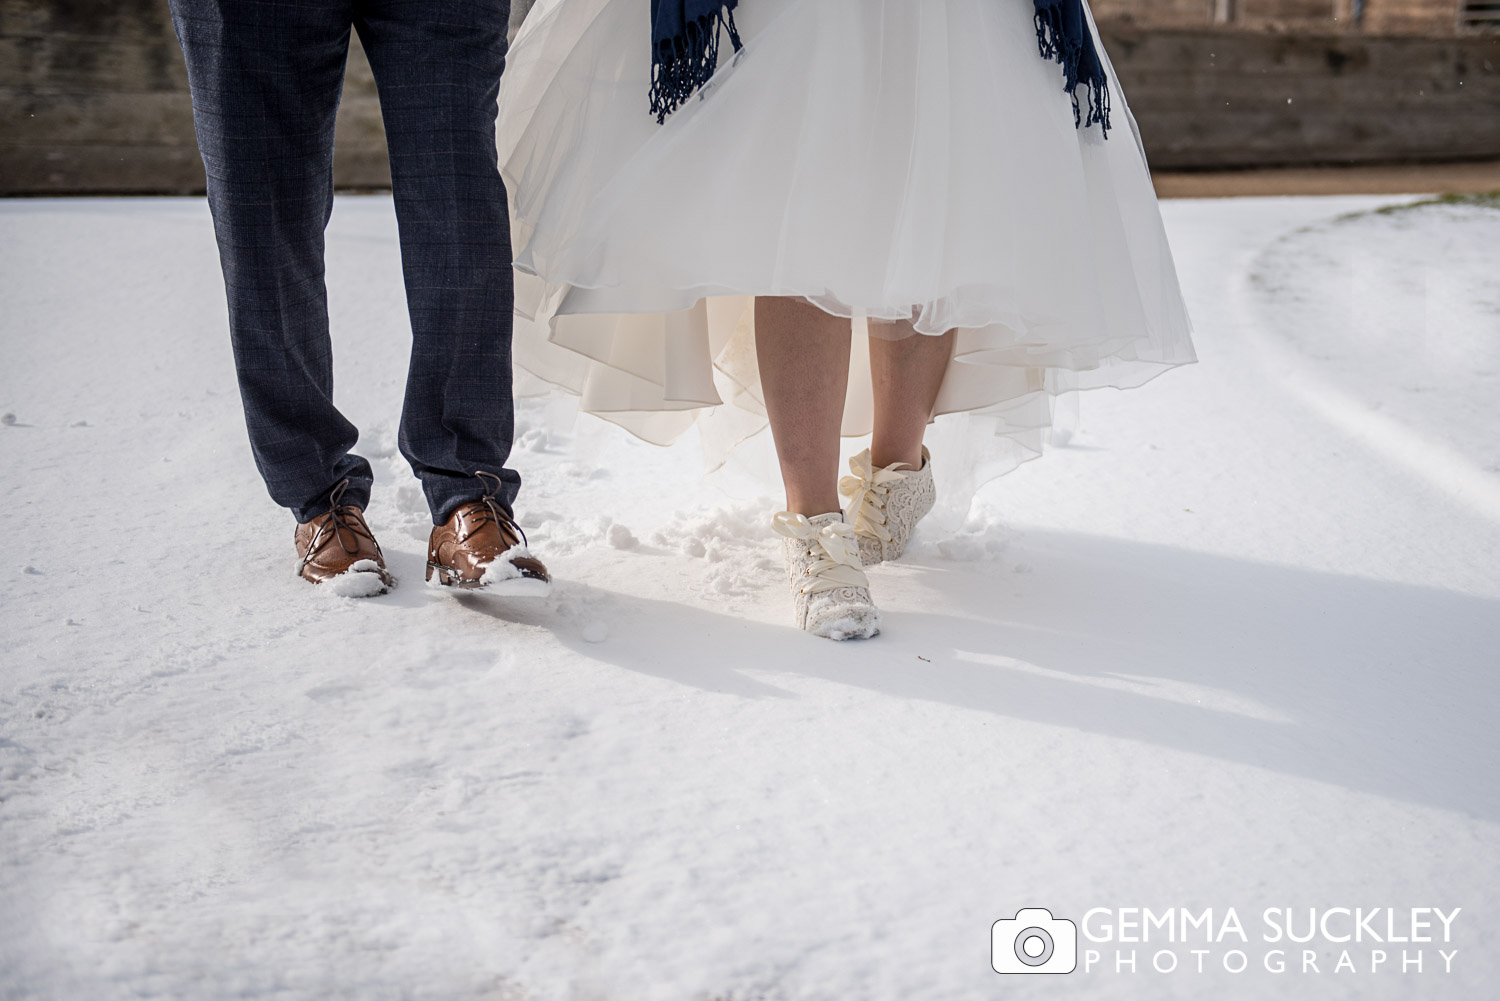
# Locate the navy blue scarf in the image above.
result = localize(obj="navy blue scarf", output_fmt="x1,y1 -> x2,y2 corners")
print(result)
648,0 -> 1110,135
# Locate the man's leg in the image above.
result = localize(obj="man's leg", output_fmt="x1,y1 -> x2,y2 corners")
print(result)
354,0 -> 519,524
171,0 -> 374,522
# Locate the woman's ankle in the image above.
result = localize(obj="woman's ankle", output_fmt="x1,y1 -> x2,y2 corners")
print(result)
782,493 -> 843,519
869,443 -> 925,470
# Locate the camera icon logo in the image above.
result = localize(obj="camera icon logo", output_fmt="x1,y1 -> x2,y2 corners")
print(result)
992,908 -> 1078,974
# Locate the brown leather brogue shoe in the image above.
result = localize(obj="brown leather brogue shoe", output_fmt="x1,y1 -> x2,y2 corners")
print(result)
294,480 -> 393,596
426,472 -> 551,596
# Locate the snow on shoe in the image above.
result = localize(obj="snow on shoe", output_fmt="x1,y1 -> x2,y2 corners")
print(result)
772,511 -> 880,641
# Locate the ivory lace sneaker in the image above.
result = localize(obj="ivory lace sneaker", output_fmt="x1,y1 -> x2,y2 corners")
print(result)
772,511 -> 880,640
839,446 -> 936,566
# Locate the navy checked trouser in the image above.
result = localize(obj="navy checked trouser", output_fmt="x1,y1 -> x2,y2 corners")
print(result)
170,0 -> 519,524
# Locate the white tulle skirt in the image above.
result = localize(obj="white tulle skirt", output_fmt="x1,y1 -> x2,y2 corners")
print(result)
497,0 -> 1196,509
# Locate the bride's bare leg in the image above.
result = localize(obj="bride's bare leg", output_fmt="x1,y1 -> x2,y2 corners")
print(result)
755,296 -> 851,516
869,325 -> 955,469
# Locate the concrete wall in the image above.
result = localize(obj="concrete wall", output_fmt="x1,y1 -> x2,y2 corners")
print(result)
1,0 -> 1498,193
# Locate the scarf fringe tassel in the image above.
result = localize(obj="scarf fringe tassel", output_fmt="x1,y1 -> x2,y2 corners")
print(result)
649,6 -> 744,124
648,3 -> 1109,136
1033,5 -> 1112,136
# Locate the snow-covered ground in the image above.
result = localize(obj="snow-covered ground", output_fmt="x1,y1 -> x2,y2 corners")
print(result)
2,194 -> 1497,1000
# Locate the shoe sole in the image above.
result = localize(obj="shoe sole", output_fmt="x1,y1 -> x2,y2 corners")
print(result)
427,562 -> 552,598
477,576 -> 552,598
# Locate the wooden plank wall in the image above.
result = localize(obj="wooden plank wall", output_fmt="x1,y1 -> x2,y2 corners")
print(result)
1105,23 -> 1500,167
1,0 -> 1497,193
1093,0 -> 1468,33
0,0 -> 392,193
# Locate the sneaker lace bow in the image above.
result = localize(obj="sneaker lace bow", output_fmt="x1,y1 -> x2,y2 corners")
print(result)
838,453 -> 912,545
772,513 -> 870,595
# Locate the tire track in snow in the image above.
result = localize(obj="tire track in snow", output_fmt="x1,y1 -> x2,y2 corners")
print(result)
1232,210 -> 1500,525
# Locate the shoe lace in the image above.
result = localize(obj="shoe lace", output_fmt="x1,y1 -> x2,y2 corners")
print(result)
471,470 -> 528,549
300,478 -> 375,571
772,513 -> 870,595
838,452 -> 912,545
